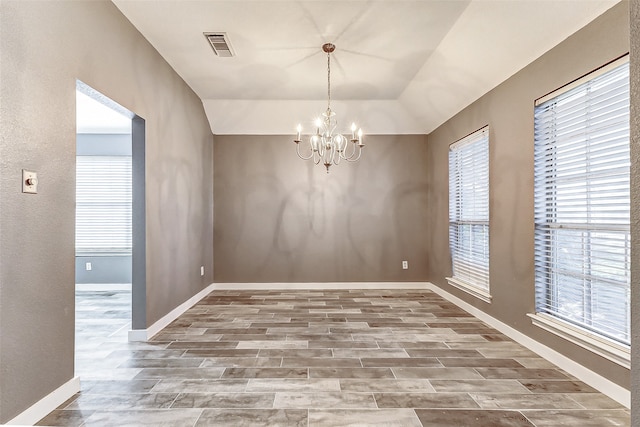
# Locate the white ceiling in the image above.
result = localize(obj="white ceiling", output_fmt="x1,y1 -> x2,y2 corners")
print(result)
112,0 -> 619,135
76,90 -> 131,134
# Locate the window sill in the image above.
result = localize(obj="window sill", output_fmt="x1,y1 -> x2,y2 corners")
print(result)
445,277 -> 492,303
76,252 -> 133,257
527,312 -> 630,369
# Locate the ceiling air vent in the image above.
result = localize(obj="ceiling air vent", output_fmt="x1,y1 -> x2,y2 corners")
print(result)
204,32 -> 235,57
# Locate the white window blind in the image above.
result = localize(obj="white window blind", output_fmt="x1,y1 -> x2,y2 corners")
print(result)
533,58 -> 630,346
449,127 -> 490,294
76,156 -> 132,255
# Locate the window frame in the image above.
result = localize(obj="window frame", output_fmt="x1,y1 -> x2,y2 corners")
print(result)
447,126 -> 491,302
530,55 -> 630,367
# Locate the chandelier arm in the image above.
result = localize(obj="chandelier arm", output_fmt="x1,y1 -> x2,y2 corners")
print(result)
317,138 -> 325,156
341,137 -> 358,159
296,141 -> 315,160
344,145 -> 363,162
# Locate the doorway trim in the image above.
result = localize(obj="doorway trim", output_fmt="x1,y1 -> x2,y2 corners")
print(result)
75,80 -> 147,338
131,115 -> 146,332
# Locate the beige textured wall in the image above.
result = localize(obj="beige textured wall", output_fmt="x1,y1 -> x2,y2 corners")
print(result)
629,0 -> 639,421
213,135 -> 428,283
0,1 -> 213,421
426,2 -> 630,387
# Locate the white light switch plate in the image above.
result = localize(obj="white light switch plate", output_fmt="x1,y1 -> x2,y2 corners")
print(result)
22,170 -> 38,194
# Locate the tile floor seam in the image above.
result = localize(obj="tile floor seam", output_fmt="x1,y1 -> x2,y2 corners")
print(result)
189,408 -> 205,427
168,392 -> 184,409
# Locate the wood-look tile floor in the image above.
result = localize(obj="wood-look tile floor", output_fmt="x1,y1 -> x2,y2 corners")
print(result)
39,289 -> 630,426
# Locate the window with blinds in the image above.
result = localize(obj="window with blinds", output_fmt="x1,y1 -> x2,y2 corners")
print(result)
448,127 -> 490,298
76,156 -> 132,255
533,57 -> 630,347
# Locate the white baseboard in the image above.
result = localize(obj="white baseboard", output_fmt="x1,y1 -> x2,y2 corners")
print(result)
127,328 -> 150,342
425,282 -> 630,408
211,282 -> 430,290
128,283 -> 217,341
76,283 -> 131,291
6,376 -> 80,425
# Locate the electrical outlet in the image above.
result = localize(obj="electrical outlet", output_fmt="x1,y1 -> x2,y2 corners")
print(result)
200,266 -> 205,276
402,261 -> 408,270
85,262 -> 92,271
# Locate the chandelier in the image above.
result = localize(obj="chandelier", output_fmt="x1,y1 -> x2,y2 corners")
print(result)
294,43 -> 364,173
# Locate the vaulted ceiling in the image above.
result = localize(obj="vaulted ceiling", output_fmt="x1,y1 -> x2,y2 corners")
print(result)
112,0 -> 619,135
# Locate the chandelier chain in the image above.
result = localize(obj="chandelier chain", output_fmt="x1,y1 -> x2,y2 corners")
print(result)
327,50 -> 331,110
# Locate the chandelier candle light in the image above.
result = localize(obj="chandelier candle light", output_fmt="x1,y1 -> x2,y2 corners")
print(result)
294,43 -> 364,173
